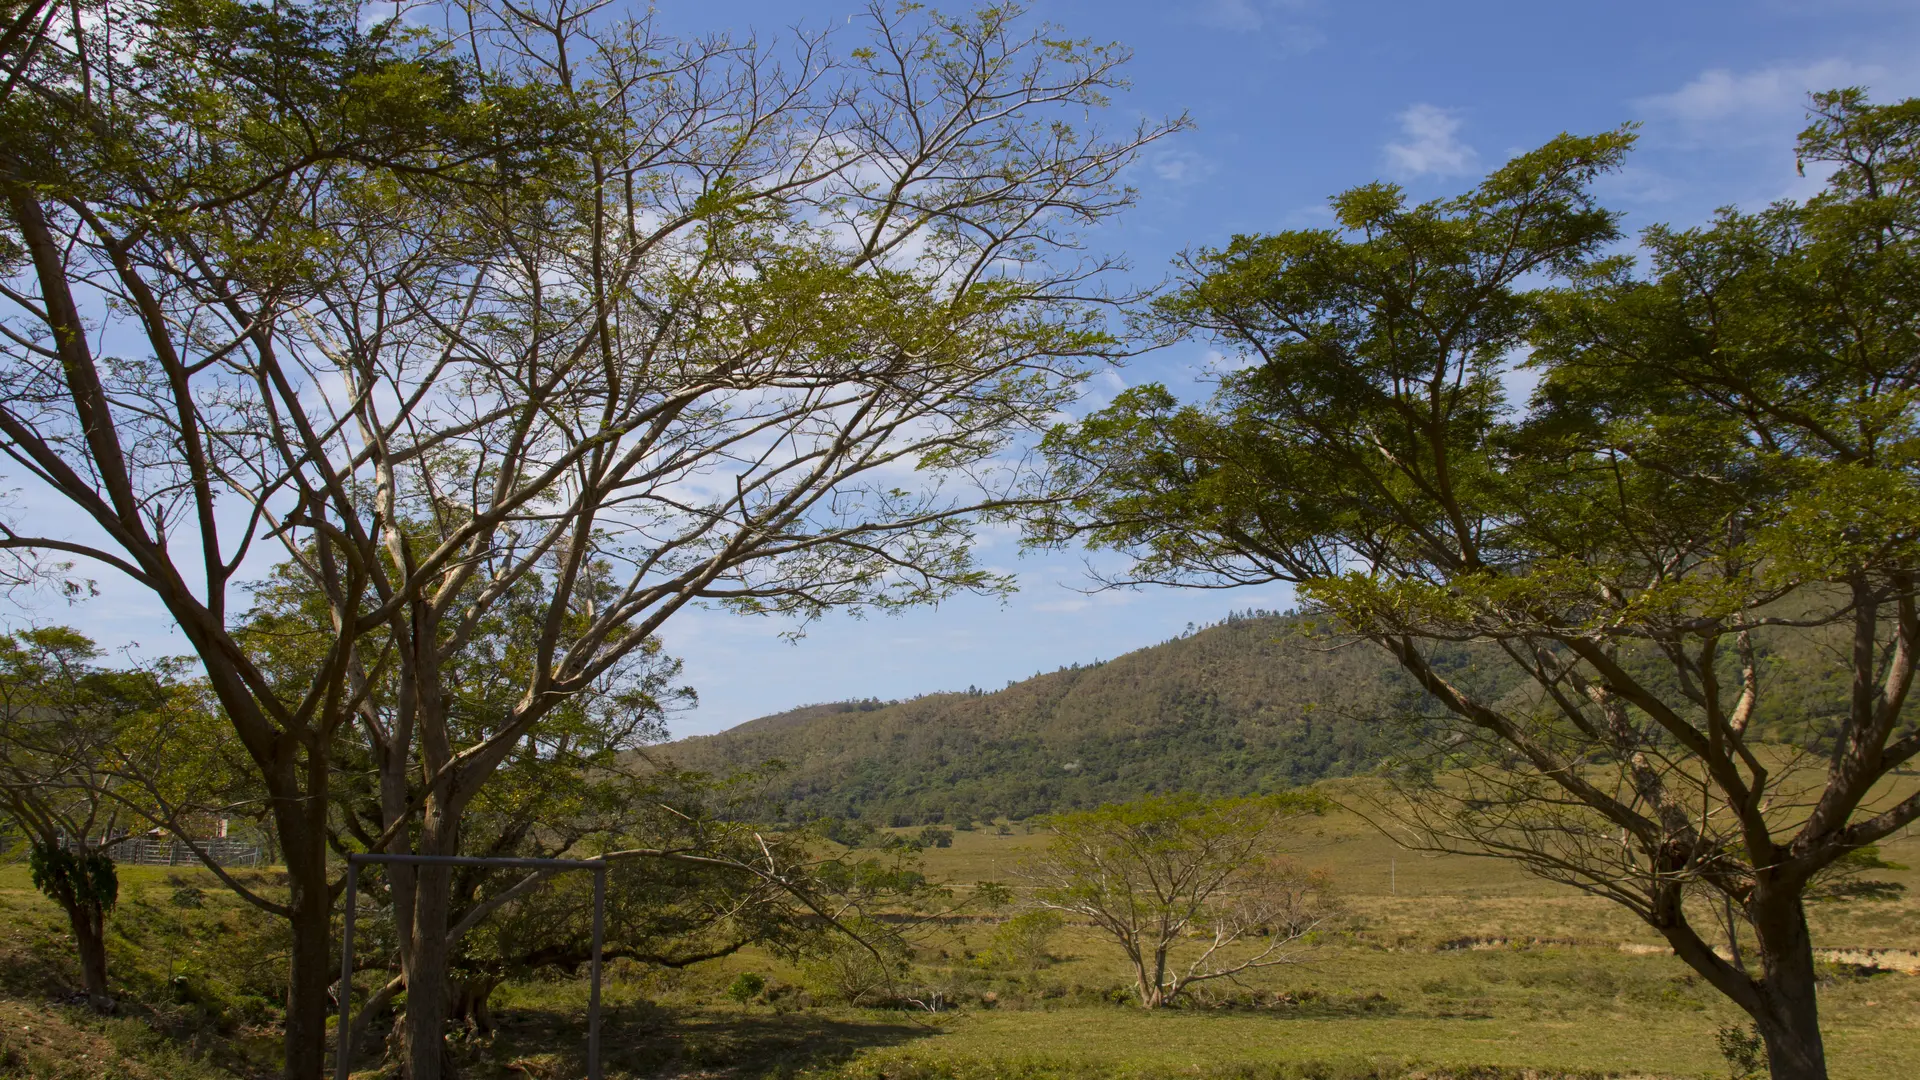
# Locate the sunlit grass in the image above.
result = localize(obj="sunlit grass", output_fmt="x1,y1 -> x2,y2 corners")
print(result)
1,772 -> 1915,1079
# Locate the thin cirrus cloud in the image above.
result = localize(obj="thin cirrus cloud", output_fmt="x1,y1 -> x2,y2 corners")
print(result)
1149,147 -> 1217,185
1636,58 -> 1898,138
1190,0 -> 1326,53
1383,104 -> 1479,179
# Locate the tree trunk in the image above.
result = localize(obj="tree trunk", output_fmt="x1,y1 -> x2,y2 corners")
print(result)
63,901 -> 112,1012
1748,891 -> 1828,1080
452,976 -> 503,1037
401,811 -> 458,1080
275,781 -> 334,1080
1134,947 -> 1167,1009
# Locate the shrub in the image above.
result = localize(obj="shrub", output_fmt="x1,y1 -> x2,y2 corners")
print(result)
726,972 -> 767,1005
799,923 -> 908,1006
985,911 -> 1065,972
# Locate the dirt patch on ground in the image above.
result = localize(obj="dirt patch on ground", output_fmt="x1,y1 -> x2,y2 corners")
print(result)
0,997 -> 155,1079
1611,941 -> 1920,974
1820,948 -> 1920,973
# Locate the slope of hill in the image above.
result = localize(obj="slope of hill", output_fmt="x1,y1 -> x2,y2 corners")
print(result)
658,612 -> 1482,824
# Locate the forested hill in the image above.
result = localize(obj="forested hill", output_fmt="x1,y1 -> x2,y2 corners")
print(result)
656,613 -> 1483,825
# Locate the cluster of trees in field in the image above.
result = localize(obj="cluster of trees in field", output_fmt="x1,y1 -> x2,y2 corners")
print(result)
4,0 -> 1917,1076
0,623 -> 948,1047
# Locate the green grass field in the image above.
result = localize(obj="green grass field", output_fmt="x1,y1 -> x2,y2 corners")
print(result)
0,788 -> 1915,1078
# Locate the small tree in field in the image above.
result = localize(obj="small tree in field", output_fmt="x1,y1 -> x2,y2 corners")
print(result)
984,908 -> 1064,972
1019,793 -> 1337,1008
0,628 -> 181,1011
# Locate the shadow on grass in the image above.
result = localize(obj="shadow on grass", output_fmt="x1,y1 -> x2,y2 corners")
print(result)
464,1001 -> 941,1079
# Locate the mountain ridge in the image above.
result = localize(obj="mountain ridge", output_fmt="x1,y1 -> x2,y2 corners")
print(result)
657,611 -> 1456,825
658,601 -> 1856,825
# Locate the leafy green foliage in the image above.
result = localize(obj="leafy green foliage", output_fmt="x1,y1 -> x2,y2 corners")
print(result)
726,971 -> 767,1004
1716,1022 -> 1768,1080
983,910 -> 1065,973
0,627 -> 200,1011
1035,90 -> 1920,1077
27,842 -> 118,915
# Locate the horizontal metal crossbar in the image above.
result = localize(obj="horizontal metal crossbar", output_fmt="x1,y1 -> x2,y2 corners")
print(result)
347,853 -> 606,870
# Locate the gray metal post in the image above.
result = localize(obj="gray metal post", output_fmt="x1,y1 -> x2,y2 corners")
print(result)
335,860 -> 358,1080
588,864 -> 605,1080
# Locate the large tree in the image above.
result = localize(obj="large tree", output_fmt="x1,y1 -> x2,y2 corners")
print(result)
0,0 -> 1179,1074
1037,98 -> 1920,1080
2,1 -> 577,1070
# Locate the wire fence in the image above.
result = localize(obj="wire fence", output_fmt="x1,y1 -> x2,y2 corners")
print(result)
55,835 -> 267,868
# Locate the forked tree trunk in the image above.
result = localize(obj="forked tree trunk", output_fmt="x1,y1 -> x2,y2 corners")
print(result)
1747,890 -> 1828,1080
1134,946 -> 1170,1009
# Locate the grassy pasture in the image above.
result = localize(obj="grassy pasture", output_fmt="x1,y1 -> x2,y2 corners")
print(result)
917,783 -> 1920,951
0,778 -> 1915,1078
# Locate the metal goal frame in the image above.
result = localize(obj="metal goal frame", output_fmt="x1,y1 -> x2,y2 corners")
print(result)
334,853 -> 608,1080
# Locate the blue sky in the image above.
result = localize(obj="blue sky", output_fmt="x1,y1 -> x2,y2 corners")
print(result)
639,0 -> 1920,736
16,0 -> 1920,736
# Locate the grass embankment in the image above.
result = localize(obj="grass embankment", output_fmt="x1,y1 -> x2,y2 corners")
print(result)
0,862 -> 286,1078
0,789 -> 1915,1078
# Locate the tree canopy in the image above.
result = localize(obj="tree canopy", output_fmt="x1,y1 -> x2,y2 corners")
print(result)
1036,95 -> 1920,1080
2,0 -> 1180,1074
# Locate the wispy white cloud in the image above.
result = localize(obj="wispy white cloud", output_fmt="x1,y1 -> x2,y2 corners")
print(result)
1195,0 -> 1265,31
1594,164 -> 1682,205
1190,0 -> 1326,54
1150,147 -> 1217,185
1384,104 -> 1478,178
1031,597 -> 1092,613
1629,52 -> 1920,205
1638,58 -> 1886,128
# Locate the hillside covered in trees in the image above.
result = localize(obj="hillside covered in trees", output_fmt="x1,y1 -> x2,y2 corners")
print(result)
661,604 -> 1861,827
660,613 -> 1463,824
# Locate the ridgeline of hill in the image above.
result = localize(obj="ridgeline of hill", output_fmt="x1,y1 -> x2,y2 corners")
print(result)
657,612 -> 1479,825
660,602 -> 1859,827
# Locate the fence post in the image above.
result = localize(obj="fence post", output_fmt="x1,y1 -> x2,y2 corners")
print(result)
589,864 -> 605,1080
